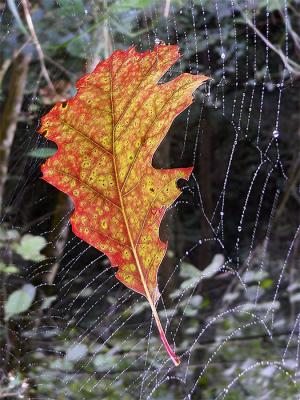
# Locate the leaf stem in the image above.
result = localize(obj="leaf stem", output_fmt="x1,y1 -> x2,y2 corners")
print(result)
152,307 -> 181,366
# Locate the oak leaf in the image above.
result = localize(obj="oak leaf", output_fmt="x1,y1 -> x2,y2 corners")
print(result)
38,45 -> 208,365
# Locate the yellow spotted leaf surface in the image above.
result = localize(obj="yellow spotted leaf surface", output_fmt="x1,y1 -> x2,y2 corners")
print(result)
38,45 -> 208,365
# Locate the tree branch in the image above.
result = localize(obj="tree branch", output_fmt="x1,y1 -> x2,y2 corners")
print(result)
21,0 -> 56,95
0,53 -> 31,212
240,9 -> 300,77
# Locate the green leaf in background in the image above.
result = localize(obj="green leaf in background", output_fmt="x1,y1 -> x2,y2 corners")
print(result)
290,293 -> 300,303
65,343 -> 88,362
66,33 -> 90,59
93,353 -> 119,372
242,301 -> 280,311
0,228 -> 20,242
56,0 -> 85,16
13,234 -> 47,261
258,0 -> 283,11
243,270 -> 268,283
261,278 -> 273,289
4,284 -> 36,320
112,0 -> 154,11
41,295 -> 57,310
180,254 -> 224,290
110,17 -> 150,38
180,262 -> 202,280
0,262 -> 19,274
7,0 -> 29,35
28,148 -> 57,158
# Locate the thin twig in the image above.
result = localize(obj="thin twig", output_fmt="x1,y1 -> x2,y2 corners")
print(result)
103,1 -> 112,60
0,53 -> 31,212
279,10 -> 300,52
21,0 -> 56,95
240,9 -> 300,77
0,40 -> 30,89
0,59 -> 11,89
44,54 -> 75,80
164,0 -> 171,18
288,3 -> 300,18
275,157 -> 300,222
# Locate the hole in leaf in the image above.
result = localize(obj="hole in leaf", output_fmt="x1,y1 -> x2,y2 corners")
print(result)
177,178 -> 188,191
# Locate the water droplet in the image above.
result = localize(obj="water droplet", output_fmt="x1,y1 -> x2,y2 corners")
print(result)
84,8 -> 88,14
221,52 -> 226,60
155,38 -> 165,46
272,129 -> 279,138
220,211 -> 224,216
179,9 -> 183,14
238,225 -> 242,232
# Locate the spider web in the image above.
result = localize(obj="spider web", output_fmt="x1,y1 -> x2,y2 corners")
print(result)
1,0 -> 300,399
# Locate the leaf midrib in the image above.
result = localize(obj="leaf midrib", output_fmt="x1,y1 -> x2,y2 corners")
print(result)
109,54 -> 154,302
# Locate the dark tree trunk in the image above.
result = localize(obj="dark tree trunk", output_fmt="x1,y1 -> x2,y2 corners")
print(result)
0,53 -> 31,213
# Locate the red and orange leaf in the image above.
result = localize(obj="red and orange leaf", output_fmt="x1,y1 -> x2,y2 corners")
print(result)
38,45 -> 208,365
